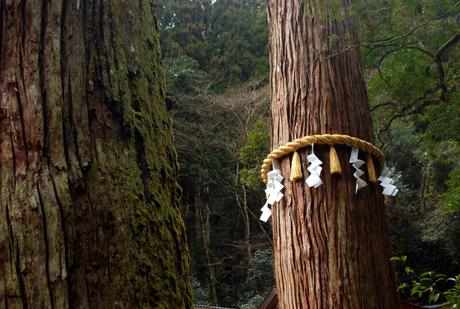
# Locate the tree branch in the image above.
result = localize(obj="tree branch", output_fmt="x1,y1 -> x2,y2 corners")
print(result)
376,87 -> 442,148
371,101 -> 397,112
364,1 -> 460,47
436,32 -> 460,58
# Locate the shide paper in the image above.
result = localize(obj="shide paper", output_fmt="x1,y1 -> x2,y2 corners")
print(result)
306,151 -> 323,188
260,163 -> 284,222
349,147 -> 367,193
378,167 -> 398,196
259,204 -> 272,222
259,146 -> 398,223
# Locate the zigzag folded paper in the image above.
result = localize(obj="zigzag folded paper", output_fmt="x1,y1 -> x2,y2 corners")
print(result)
306,153 -> 323,188
349,147 -> 368,193
260,167 -> 284,222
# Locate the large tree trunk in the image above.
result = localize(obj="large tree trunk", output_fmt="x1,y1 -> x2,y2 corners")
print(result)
267,1 -> 398,308
0,1 -> 191,307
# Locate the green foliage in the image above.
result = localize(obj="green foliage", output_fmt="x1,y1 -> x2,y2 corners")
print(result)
158,0 -> 460,306
163,56 -> 207,95
392,256 -> 460,307
239,295 -> 265,309
238,249 -> 275,308
158,0 -> 269,88
428,162 -> 460,265
422,98 -> 460,144
190,277 -> 212,305
239,120 -> 270,191
357,0 -> 460,274
444,275 -> 460,307
358,0 -> 460,142
438,166 -> 460,214
162,25 -> 270,304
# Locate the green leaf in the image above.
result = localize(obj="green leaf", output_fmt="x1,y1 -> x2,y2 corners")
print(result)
428,292 -> 440,304
405,266 -> 415,275
397,283 -> 409,291
419,271 -> 433,278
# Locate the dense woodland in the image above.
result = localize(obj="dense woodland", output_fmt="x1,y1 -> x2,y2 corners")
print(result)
158,0 -> 460,307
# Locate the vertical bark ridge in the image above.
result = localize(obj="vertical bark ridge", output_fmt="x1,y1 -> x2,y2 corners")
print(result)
16,13 -> 29,171
36,183 -> 55,309
0,0 -> 3,69
39,0 -> 49,155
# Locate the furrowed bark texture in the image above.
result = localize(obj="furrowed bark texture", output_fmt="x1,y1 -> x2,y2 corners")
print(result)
267,1 -> 398,308
0,0 -> 192,308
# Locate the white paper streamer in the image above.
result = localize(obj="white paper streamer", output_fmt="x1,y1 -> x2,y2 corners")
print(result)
260,163 -> 284,222
349,147 -> 367,193
306,145 -> 323,188
259,203 -> 272,222
378,166 -> 398,196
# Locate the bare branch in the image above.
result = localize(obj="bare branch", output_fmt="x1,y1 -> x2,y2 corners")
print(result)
370,101 -> 397,112
436,32 -> 460,58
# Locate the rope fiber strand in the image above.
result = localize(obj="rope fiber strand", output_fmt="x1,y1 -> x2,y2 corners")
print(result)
261,134 -> 384,183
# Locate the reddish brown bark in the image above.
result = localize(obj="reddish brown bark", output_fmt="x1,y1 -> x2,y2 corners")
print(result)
0,1 -> 191,307
267,1 -> 398,308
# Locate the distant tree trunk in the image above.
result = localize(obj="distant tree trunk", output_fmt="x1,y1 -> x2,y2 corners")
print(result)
0,1 -> 191,308
267,1 -> 398,308
234,162 -> 252,264
195,184 -> 218,305
240,185 -> 252,263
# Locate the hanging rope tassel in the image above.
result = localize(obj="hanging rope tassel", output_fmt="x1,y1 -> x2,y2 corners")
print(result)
367,154 -> 377,184
290,151 -> 303,181
329,146 -> 342,175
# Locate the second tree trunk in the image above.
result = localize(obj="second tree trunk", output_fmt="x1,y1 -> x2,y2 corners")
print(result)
267,1 -> 398,308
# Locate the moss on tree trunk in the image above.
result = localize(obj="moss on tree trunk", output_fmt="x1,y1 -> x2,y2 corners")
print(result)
0,0 -> 192,307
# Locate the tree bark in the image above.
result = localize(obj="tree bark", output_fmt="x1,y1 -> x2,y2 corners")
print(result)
195,185 -> 218,305
267,1 -> 398,308
0,1 -> 191,308
234,162 -> 252,264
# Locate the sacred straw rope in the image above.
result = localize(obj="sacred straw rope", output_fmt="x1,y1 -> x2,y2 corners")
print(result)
261,134 -> 384,183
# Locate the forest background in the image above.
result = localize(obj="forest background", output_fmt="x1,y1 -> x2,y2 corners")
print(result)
157,0 -> 460,307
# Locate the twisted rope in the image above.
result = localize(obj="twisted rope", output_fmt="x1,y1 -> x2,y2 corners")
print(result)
261,134 -> 384,182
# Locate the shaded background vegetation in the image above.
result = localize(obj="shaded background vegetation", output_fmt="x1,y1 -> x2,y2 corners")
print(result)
157,0 -> 460,306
